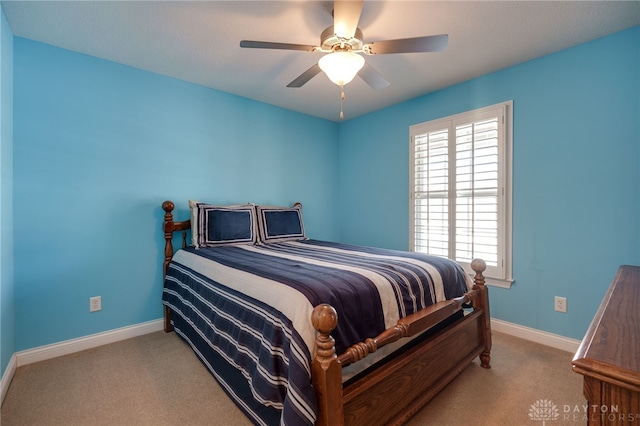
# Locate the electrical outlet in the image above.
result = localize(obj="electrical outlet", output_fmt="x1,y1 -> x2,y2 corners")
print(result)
554,296 -> 567,313
90,296 -> 102,312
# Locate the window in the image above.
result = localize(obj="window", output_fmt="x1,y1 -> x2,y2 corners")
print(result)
409,101 -> 513,287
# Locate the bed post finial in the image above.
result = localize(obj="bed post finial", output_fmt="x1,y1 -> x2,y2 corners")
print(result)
312,304 -> 337,336
471,258 -> 486,287
162,200 -> 175,215
311,304 -> 344,426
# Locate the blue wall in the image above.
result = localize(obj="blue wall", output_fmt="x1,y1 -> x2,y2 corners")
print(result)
13,38 -> 339,351
338,26 -> 640,340
0,8 -> 14,380
6,23 -> 640,358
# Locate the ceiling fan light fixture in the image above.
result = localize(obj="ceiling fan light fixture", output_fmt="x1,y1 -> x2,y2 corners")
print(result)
318,51 -> 365,86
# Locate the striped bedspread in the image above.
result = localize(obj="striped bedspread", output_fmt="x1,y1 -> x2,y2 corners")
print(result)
162,240 -> 472,426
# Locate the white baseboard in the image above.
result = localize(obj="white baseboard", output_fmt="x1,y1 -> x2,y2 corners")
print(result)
1,353 -> 17,406
1,319 -> 163,406
1,317 -> 579,407
16,318 -> 164,367
491,318 -> 581,354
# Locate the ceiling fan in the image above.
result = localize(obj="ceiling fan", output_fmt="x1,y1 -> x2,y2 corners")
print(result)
239,0 -> 448,90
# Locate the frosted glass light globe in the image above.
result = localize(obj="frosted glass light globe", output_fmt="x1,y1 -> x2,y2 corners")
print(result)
318,51 -> 365,86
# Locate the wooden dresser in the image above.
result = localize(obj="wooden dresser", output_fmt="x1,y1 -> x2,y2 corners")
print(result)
572,265 -> 640,425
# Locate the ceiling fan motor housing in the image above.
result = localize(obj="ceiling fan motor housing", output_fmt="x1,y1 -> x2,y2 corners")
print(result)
321,26 -> 364,51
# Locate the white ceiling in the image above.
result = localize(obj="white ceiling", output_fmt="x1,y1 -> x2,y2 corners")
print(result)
3,1 -> 639,122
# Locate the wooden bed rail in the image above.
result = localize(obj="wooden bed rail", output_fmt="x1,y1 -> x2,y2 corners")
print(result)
335,290 -> 478,367
314,259 -> 490,368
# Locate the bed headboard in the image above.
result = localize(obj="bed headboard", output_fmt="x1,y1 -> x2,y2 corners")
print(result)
162,200 -> 191,277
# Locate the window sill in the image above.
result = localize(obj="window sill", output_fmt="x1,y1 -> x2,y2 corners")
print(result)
469,274 -> 513,289
484,277 -> 513,289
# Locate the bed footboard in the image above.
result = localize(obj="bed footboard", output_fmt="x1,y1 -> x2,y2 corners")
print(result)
312,259 -> 491,426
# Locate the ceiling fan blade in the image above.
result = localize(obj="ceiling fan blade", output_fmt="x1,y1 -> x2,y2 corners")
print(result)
287,63 -> 322,88
365,34 -> 448,55
240,40 -> 316,52
358,63 -> 390,90
333,0 -> 364,39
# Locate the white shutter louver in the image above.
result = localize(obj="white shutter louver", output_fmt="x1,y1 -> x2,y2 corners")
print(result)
413,129 -> 449,256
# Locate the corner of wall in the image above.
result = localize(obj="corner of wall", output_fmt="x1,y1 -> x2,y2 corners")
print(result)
0,3 -> 15,386
0,353 -> 16,405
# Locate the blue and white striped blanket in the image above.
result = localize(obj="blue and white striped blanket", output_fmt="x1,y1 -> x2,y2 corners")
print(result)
162,240 -> 472,426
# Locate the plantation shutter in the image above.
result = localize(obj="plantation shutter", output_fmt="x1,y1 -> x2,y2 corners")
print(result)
454,116 -> 500,268
410,103 -> 509,282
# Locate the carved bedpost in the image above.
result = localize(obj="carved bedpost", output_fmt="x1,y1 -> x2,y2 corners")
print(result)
161,200 -> 191,333
311,304 -> 344,426
162,200 -> 176,278
471,259 -> 491,369
162,200 -> 178,333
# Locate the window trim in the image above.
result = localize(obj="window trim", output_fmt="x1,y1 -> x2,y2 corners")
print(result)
409,101 -> 514,288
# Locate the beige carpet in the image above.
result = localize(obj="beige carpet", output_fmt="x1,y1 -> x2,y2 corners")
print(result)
1,331 -> 586,426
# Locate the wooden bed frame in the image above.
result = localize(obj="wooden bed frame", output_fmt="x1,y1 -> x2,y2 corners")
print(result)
161,200 -> 491,426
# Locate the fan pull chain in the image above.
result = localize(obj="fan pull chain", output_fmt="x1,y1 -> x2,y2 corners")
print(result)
339,86 -> 346,120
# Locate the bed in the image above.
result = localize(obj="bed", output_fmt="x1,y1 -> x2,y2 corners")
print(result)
161,200 -> 491,426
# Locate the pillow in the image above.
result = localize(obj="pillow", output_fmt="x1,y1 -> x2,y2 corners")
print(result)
189,200 -> 257,248
189,199 -> 200,247
256,204 -> 306,244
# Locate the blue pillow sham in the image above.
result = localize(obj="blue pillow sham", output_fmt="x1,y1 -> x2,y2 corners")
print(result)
256,205 -> 306,243
189,201 -> 258,248
189,200 -> 306,247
